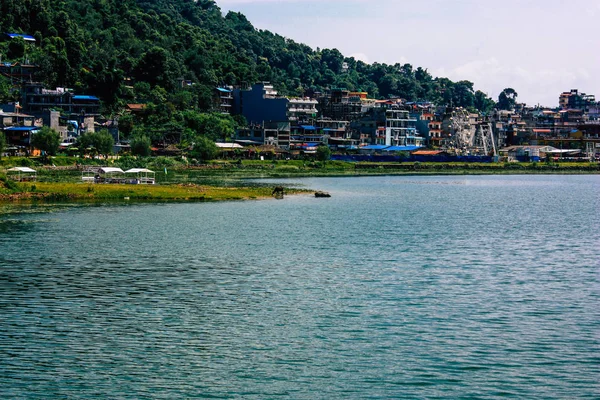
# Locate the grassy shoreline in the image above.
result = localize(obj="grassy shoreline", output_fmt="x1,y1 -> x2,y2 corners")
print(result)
1,159 -> 598,204
0,179 -> 307,203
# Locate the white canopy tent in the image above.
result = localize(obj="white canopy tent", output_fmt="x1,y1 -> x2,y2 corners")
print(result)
7,167 -> 36,182
125,168 -> 155,184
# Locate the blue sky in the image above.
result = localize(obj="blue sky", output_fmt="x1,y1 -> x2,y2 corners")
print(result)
217,0 -> 600,107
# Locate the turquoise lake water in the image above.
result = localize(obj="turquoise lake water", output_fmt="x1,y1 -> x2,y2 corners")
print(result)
1,175 -> 599,399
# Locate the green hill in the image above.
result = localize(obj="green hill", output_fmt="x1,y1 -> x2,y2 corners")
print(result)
0,0 -> 496,114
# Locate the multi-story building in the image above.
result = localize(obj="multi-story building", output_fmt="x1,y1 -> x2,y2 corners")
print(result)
350,105 -> 422,147
384,108 -> 420,146
235,121 -> 291,149
21,83 -> 101,130
215,86 -> 234,114
318,88 -> 364,121
559,89 -> 596,111
287,97 -> 318,125
1,107 -> 39,147
233,83 -> 288,125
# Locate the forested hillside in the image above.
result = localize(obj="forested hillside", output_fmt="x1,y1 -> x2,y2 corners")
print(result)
0,0 -> 495,114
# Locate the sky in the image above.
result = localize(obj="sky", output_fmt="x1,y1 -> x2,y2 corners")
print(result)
217,0 -> 600,107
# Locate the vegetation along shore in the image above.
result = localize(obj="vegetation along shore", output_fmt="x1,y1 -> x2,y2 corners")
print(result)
1,155 -> 598,204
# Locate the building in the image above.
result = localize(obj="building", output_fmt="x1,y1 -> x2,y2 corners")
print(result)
1,107 -> 38,148
559,89 -> 595,111
318,88 -> 365,121
287,97 -> 318,124
351,105 -> 422,147
233,83 -> 288,124
22,83 -> 101,118
384,108 -> 420,146
235,121 -> 291,149
215,87 -> 234,114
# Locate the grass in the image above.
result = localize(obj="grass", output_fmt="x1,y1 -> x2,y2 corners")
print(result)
1,158 -> 598,204
0,181 -> 305,202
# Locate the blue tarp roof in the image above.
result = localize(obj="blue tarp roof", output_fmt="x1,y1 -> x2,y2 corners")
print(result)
73,95 -> 99,101
217,87 -> 232,93
383,145 -> 421,152
4,126 -> 39,131
6,33 -> 35,42
300,125 -> 317,131
361,145 -> 389,150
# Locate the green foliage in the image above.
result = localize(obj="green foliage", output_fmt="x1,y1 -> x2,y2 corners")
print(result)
31,126 -> 60,158
118,113 -> 135,138
190,136 -> 218,161
130,135 -> 152,157
0,173 -> 20,192
182,112 -> 237,142
116,154 -> 147,170
0,0 -> 494,118
76,130 -> 114,158
316,145 -> 331,161
498,88 -> 518,110
148,156 -> 182,170
0,132 -> 6,158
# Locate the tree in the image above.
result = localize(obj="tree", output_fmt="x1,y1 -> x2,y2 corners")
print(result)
92,130 -> 115,159
316,145 -> 331,161
182,112 -> 236,142
130,135 -> 152,157
474,90 -> 495,114
498,88 -> 518,110
117,113 -> 135,138
190,136 -> 218,161
76,130 -> 114,159
0,132 -> 6,158
31,126 -> 61,159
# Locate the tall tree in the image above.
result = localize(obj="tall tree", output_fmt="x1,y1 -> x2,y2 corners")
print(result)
0,131 -> 6,158
31,126 -> 60,159
474,90 -> 495,114
497,88 -> 518,110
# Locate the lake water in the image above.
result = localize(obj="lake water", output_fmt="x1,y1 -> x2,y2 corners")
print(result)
1,175 -> 599,399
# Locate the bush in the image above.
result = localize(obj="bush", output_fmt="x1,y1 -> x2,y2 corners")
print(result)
130,135 -> 152,157
189,136 -> 218,161
316,145 -> 331,161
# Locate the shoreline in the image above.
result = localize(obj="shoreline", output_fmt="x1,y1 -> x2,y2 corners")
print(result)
1,163 -> 598,205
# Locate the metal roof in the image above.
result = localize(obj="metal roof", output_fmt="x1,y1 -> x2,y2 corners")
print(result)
72,95 -> 99,101
4,126 -> 39,131
6,33 -> 35,42
7,167 -> 36,172
125,168 -> 155,173
383,145 -> 421,152
361,145 -> 389,150
99,167 -> 124,174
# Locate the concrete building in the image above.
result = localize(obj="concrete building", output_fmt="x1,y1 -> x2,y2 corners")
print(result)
233,83 -> 288,124
21,83 -> 101,121
287,97 -> 318,124
215,86 -> 234,114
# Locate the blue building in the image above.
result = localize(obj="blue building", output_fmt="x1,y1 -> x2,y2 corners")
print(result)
233,83 -> 288,125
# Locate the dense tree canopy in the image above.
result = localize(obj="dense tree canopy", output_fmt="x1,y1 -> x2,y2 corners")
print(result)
31,126 -> 60,158
0,0 -> 494,113
498,88 -> 518,110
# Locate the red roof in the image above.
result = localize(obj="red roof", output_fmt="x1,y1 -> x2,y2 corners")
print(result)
412,150 -> 444,155
127,104 -> 147,112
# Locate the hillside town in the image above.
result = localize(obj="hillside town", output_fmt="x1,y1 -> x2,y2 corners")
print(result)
1,33 -> 599,163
